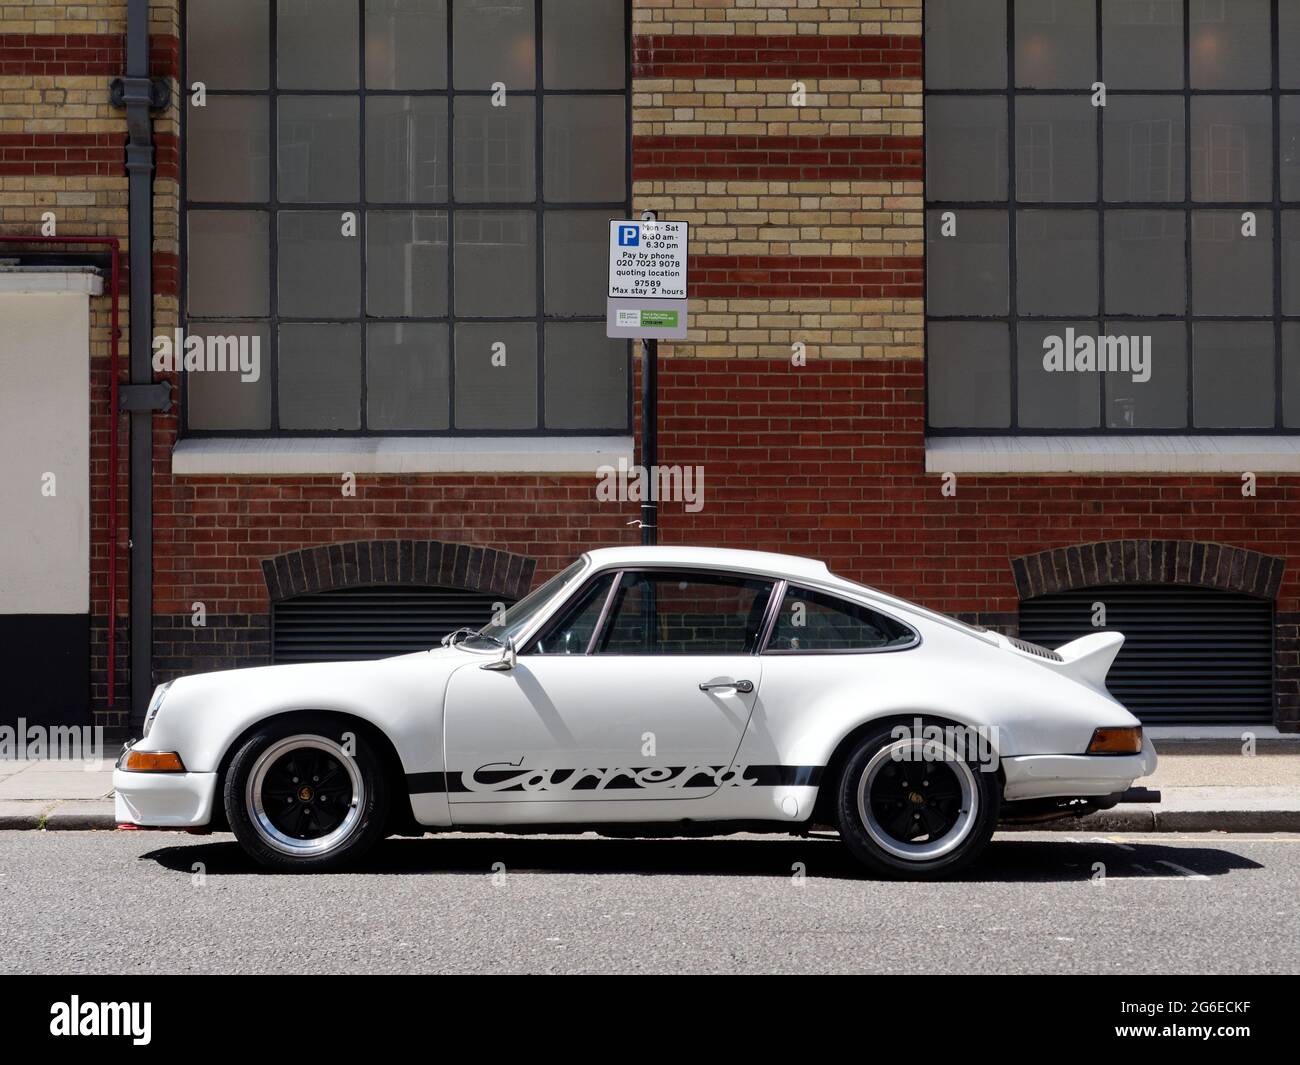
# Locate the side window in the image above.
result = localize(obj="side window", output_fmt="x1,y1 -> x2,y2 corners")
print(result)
595,571 -> 775,655
530,572 -> 616,655
766,586 -> 915,653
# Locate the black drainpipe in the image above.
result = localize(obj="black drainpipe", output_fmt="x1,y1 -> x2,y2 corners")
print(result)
110,0 -> 171,730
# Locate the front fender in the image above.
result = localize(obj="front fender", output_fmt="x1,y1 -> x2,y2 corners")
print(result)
136,651 -> 461,780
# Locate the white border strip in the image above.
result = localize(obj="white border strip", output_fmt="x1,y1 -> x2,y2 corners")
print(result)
172,436 -> 635,476
927,435 -> 1300,474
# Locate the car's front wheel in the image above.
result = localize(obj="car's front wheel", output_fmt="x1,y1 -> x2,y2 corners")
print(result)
835,722 -> 1000,879
224,717 -> 389,872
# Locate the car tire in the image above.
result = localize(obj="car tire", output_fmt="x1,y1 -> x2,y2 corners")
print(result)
223,716 -> 390,872
835,720 -> 1000,880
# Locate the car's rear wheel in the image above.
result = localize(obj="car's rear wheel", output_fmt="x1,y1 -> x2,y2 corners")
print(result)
224,717 -> 389,872
835,722 -> 999,879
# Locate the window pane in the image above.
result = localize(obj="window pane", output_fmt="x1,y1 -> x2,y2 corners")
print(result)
597,572 -> 774,656
1190,0 -> 1271,90
1103,96 -> 1186,202
1016,0 -> 1096,89
544,324 -> 628,431
1191,210 -> 1274,316
544,96 -> 625,203
1284,0 -> 1300,89
367,322 -> 450,430
453,0 -> 535,90
1102,0 -> 1183,89
187,0 -> 268,90
278,323 -> 362,430
187,210 -> 269,317
1103,321 -> 1188,428
1018,321 -> 1102,428
1192,323 -> 1275,428
927,323 -> 1011,428
1104,210 -> 1185,315
1016,96 -> 1097,203
367,210 -> 448,317
366,96 -> 448,203
278,211 -> 361,318
542,0 -> 625,90
278,97 -> 360,203
453,96 -> 536,202
454,210 -> 536,315
277,0 -> 358,89
925,209 -> 1008,316
1283,97 -> 1300,201
186,97 -> 269,203
1017,210 -> 1099,316
532,572 -> 619,655
1284,322 -> 1300,426
1285,212 -> 1300,315
454,322 -> 538,429
768,587 -> 914,653
365,0 -> 447,90
924,0 -> 1006,90
185,322 -> 272,430
1191,96 -> 1272,202
545,210 -> 607,315
925,97 -> 1008,202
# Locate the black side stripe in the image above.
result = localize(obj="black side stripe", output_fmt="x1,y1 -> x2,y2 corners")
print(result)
405,765 -> 823,796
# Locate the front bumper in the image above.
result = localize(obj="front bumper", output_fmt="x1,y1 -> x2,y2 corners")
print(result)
1000,737 -> 1158,802
113,767 -> 218,827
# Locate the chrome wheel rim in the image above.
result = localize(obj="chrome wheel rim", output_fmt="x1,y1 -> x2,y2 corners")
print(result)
246,735 -> 364,857
857,738 -> 978,862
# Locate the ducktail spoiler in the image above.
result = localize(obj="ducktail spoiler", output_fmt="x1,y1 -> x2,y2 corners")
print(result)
1052,631 -> 1125,690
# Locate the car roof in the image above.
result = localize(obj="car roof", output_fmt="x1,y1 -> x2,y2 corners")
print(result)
582,546 -> 835,584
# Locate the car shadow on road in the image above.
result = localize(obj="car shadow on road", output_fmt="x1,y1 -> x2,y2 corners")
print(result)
139,832 -> 1265,883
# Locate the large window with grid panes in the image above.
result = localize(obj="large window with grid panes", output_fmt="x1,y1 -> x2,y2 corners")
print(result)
924,0 -> 1300,433
181,0 -> 630,435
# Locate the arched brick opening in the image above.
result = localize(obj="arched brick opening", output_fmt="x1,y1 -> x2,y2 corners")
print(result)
260,540 -> 538,604
1011,540 -> 1285,603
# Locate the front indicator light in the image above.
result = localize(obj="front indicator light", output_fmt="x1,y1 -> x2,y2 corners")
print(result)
1087,727 -> 1143,755
122,750 -> 186,773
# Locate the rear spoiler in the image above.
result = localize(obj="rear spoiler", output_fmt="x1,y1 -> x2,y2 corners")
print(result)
1052,631 -> 1125,690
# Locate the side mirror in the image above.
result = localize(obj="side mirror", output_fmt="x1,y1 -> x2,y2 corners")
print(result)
480,637 -> 517,672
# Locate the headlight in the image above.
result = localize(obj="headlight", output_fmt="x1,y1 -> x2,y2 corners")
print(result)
140,681 -> 173,739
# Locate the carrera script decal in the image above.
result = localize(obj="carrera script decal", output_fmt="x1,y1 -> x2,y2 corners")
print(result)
462,758 -> 759,794
404,764 -> 823,796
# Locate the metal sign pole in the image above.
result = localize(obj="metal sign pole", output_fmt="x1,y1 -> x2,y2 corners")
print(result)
641,337 -> 658,546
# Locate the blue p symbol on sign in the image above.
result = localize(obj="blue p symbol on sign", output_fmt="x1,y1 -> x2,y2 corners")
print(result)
618,224 -> 640,247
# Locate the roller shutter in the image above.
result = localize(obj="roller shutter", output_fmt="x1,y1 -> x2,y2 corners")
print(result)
1018,586 -> 1273,725
272,585 -> 511,664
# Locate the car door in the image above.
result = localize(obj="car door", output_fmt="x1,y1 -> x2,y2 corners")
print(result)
442,568 -> 774,820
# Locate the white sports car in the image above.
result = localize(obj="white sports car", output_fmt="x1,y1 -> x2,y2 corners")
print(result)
115,546 -> 1158,878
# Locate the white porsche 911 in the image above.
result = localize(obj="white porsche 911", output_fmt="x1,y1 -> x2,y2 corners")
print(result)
115,546 -> 1158,878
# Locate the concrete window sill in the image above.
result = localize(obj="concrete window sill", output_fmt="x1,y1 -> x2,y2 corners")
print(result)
171,436 -> 634,476
926,435 -> 1300,474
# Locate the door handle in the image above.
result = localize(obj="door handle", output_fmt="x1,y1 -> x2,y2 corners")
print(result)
698,679 -> 754,693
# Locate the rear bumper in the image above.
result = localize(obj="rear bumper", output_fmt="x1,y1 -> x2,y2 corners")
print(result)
1000,737 -> 1158,802
113,768 -> 217,827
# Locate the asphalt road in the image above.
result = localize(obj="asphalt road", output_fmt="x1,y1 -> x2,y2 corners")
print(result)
1,830 -> 1296,974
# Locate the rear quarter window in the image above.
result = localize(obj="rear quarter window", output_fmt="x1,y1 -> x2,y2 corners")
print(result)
766,586 -> 915,653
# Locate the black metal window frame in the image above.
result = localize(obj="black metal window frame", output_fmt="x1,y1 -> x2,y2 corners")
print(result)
924,0 -> 1300,436
179,0 -> 634,438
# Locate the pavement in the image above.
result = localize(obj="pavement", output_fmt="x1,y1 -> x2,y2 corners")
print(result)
1,830 -> 1297,973
0,738 -> 1297,833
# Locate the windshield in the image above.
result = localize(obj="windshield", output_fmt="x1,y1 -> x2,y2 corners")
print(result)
459,557 -> 588,648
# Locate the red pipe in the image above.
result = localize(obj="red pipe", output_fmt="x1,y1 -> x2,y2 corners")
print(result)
0,234 -> 123,707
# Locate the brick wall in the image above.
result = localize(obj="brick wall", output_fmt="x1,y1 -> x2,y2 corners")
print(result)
5,0 -> 1298,731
